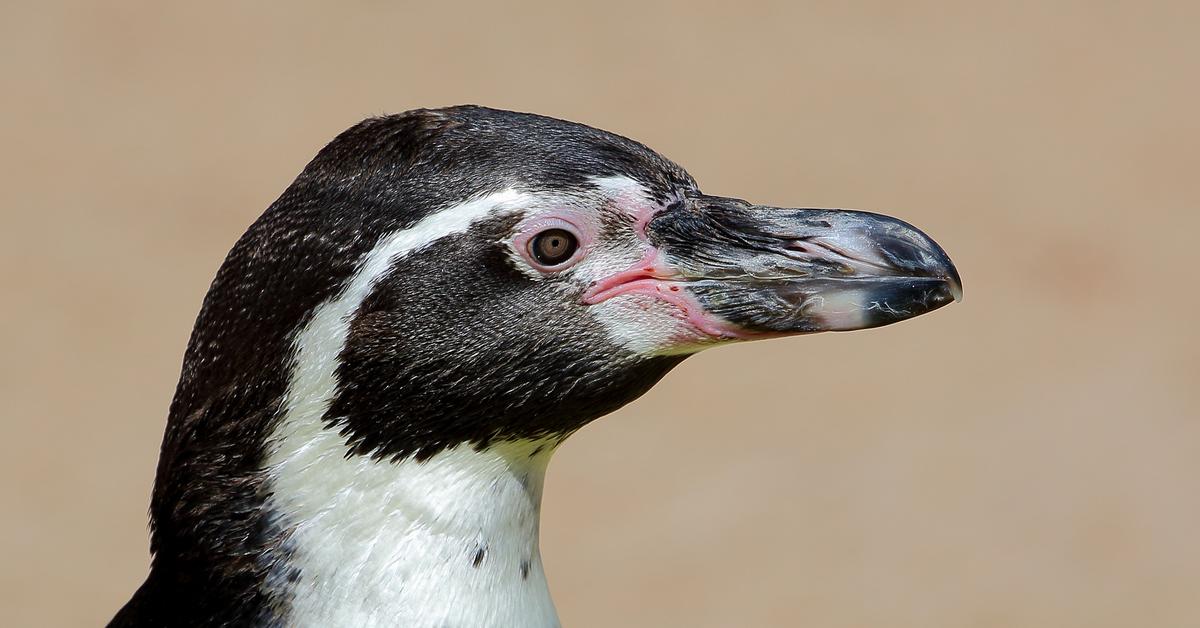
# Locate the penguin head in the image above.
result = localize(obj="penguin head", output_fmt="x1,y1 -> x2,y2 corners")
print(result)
173,105 -> 960,463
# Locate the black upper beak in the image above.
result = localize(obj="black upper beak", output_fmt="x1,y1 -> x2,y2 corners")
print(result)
645,195 -> 962,334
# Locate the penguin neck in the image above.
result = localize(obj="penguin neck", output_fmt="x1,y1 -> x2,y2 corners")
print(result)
266,426 -> 563,628
253,196 -> 568,626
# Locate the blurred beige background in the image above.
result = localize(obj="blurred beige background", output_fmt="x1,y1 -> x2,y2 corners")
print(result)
2,1 -> 1198,626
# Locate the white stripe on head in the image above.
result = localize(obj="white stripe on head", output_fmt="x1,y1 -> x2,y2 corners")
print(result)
264,188 -> 561,628
587,173 -> 651,199
281,187 -> 527,436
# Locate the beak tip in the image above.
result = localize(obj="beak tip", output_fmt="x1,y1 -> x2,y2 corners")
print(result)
924,242 -> 961,304
945,268 -> 963,303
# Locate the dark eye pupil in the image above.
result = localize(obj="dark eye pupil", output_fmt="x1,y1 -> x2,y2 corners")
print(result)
530,228 -> 578,265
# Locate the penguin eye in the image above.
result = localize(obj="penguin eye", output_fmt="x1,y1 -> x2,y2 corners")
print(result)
529,228 -> 579,266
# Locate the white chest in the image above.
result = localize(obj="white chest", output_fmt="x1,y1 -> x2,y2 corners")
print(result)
266,437 -> 561,628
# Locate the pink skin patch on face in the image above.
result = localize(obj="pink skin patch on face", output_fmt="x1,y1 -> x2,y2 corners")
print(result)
572,179 -> 768,347
581,239 -> 757,342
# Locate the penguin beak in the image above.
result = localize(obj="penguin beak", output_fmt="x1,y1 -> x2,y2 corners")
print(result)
585,194 -> 961,338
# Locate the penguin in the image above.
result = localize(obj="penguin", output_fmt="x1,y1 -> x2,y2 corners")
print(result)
109,105 -> 961,627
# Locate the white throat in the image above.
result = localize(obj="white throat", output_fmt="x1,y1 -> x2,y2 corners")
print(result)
267,434 -> 561,628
